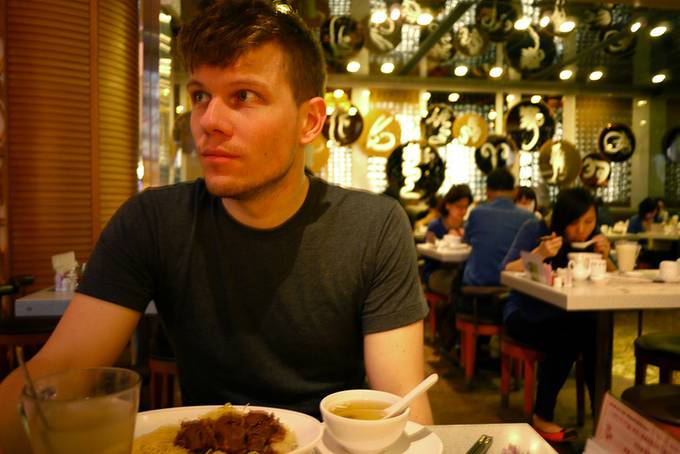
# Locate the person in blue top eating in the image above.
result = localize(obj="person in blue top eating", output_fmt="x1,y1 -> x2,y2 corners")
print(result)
502,187 -> 617,442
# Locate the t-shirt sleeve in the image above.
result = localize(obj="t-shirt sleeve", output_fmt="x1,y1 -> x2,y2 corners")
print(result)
501,218 -> 544,269
361,204 -> 428,334
76,192 -> 157,313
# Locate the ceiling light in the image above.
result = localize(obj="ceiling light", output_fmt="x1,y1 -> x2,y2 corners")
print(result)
175,105 -> 185,114
346,61 -> 361,73
325,106 -> 335,115
448,92 -> 460,102
380,62 -> 395,74
389,4 -> 401,21
559,69 -> 574,80
630,21 -> 642,33
422,91 -> 431,101
506,94 -> 516,104
539,16 -> 551,28
488,110 -> 497,120
348,106 -> 358,116
489,66 -> 504,78
530,95 -> 542,104
416,12 -> 433,26
650,25 -> 668,38
514,16 -> 531,31
589,70 -> 604,81
454,65 -> 469,77
370,10 -> 388,24
651,73 -> 666,84
637,99 -> 648,106
559,20 -> 576,34
333,89 -> 345,99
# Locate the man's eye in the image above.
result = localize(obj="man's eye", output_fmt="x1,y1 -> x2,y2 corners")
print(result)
237,90 -> 254,102
191,91 -> 209,104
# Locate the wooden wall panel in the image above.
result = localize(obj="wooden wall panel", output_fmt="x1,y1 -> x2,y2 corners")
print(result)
6,0 -> 138,290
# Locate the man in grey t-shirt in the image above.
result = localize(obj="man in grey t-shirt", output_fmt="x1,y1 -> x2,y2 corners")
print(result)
0,2 -> 432,451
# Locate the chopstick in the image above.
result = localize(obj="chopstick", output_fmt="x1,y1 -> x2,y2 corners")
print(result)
466,434 -> 493,454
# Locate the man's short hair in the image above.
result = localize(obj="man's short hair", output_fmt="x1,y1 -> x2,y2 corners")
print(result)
177,0 -> 326,105
486,168 -> 515,191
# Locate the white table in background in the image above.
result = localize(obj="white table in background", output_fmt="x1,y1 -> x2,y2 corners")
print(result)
500,270 -> 680,419
416,243 -> 471,263
15,287 -> 157,316
429,423 -> 556,453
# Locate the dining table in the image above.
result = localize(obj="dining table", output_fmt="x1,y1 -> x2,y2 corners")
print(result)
416,243 -> 471,263
428,422 -> 556,453
500,270 -> 680,422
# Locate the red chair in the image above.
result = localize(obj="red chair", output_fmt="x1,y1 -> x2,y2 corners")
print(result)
424,291 -> 447,339
455,286 -> 506,385
501,336 -> 586,425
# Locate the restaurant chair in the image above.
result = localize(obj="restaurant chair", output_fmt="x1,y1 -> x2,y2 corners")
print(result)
621,384 -> 680,439
0,316 -> 59,379
634,332 -> 680,385
148,353 -> 180,409
9,275 -> 35,297
424,291 -> 447,340
455,286 -> 507,385
0,284 -> 15,320
500,336 -> 586,425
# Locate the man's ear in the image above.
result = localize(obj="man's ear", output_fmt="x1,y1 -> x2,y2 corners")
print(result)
299,97 -> 327,145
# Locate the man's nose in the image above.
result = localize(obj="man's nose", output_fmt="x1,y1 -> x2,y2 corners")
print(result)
200,97 -> 233,136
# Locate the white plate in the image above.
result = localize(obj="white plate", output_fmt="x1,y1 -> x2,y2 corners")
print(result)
135,405 -> 323,454
316,421 -> 443,454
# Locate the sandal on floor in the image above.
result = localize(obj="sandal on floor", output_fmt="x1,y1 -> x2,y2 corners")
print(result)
532,427 -> 578,443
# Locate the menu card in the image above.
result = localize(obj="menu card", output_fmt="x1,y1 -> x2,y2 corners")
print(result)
520,250 -> 552,285
585,393 -> 680,454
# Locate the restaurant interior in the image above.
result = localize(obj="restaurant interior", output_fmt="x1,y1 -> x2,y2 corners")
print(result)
1,0 -> 680,453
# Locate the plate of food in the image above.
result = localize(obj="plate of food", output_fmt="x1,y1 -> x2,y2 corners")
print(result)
133,404 -> 323,454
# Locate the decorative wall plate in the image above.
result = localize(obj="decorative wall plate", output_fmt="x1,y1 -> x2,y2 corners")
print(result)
505,100 -> 555,152
453,113 -> 489,148
538,140 -> 581,186
386,141 -> 445,201
474,135 -> 517,175
662,127 -> 680,163
453,25 -> 489,57
580,153 -> 612,187
290,0 -> 330,28
421,104 -> 456,147
358,109 -> 402,158
364,15 -> 402,54
506,27 -> 556,75
320,16 -> 365,62
598,123 -> 635,162
421,23 -> 455,65
322,106 -> 364,146
600,26 -> 636,56
539,3 -> 577,37
475,0 -> 518,42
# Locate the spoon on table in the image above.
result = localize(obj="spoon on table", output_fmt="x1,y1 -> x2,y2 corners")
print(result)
382,373 -> 439,419
571,239 -> 596,249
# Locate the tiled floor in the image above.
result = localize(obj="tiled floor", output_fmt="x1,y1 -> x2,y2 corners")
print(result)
424,309 -> 680,452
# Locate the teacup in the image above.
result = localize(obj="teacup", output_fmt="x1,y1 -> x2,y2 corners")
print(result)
659,260 -> 680,283
320,389 -> 410,454
568,259 -> 591,281
590,258 -> 607,280
616,241 -> 641,272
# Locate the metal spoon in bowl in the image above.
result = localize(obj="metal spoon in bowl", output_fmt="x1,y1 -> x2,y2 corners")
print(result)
382,373 -> 439,419
571,239 -> 596,249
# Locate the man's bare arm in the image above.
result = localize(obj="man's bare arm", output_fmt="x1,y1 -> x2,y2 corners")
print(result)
0,293 -> 142,453
364,320 -> 434,425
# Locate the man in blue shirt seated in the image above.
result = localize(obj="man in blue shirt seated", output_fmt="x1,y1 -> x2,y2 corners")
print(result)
460,168 -> 535,318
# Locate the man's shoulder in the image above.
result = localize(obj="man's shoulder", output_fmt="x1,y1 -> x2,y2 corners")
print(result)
314,177 -> 400,213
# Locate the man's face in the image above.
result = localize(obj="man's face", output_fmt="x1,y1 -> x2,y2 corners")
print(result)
187,43 -> 306,199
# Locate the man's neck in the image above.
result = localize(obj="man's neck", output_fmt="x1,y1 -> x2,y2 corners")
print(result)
486,190 -> 514,202
221,174 -> 310,229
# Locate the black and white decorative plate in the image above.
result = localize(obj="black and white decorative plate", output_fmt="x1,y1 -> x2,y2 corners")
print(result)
598,123 -> 635,162
475,135 -> 517,175
505,100 -> 555,152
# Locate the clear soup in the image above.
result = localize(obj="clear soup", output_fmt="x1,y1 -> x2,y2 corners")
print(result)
330,400 -> 390,420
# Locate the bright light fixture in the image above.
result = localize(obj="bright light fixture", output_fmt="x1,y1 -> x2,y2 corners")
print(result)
559,20 -> 576,34
380,62 -> 395,74
346,61 -> 361,73
333,89 -> 345,99
514,16 -> 531,31
589,70 -> 604,81
651,73 -> 666,84
390,5 -> 401,21
559,69 -> 574,80
417,12 -> 433,26
454,65 -> 469,77
348,106 -> 358,116
488,110 -> 497,120
637,99 -> 648,106
370,10 -> 387,24
630,21 -> 642,33
650,25 -> 668,37
506,94 -> 516,104
325,106 -> 335,115
539,16 -> 551,28
489,66 -> 504,78
175,105 -> 185,114
422,91 -> 431,101
159,12 -> 172,23
448,92 -> 460,102
530,95 -> 542,104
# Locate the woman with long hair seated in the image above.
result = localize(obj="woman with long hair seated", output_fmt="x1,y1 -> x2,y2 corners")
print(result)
502,188 -> 616,441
